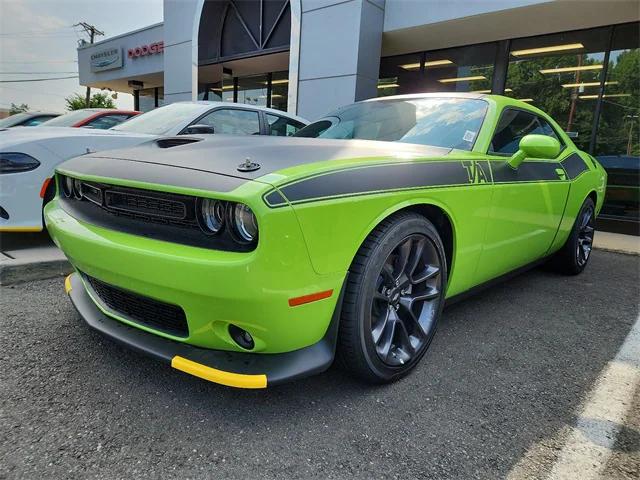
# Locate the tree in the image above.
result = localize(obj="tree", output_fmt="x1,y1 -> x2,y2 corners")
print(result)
65,92 -> 115,110
9,103 -> 29,115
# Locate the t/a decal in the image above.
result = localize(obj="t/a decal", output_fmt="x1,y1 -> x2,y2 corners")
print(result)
462,160 -> 489,184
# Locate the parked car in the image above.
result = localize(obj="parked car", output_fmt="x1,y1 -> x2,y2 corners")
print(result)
45,93 -> 607,389
38,109 -> 140,130
0,102 -> 308,232
594,155 -> 639,221
0,111 -> 61,128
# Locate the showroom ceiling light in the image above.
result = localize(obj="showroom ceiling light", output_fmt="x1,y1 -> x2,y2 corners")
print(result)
377,83 -> 400,89
539,65 -> 603,74
425,59 -> 453,67
561,81 -> 618,88
579,93 -> 631,99
399,59 -> 453,70
518,98 -> 534,102
511,43 -> 584,57
270,79 -> 289,85
438,75 -> 486,83
471,88 -> 513,94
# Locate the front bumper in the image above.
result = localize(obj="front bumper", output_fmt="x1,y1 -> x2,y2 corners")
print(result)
45,198 -> 345,353
66,272 -> 341,388
0,169 -> 49,231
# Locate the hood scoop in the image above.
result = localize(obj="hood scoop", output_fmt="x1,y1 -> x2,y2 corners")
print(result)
155,137 -> 203,149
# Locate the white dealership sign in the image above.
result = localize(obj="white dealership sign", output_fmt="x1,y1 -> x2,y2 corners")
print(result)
90,48 -> 123,72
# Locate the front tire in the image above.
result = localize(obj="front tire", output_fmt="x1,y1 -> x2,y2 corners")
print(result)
551,197 -> 596,275
337,212 -> 447,384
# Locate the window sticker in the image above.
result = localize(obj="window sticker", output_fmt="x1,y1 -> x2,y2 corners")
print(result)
463,130 -> 476,143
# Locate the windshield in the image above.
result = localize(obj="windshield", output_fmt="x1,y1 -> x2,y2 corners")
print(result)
294,97 -> 488,150
39,110 -> 100,127
111,103 -> 206,135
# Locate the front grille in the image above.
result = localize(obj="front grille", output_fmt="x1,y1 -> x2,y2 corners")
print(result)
84,274 -> 189,338
57,175 -> 255,252
104,190 -> 187,219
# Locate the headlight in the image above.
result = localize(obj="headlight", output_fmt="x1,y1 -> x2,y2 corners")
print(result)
61,175 -> 74,197
197,198 -> 225,234
0,152 -> 40,173
232,203 -> 258,242
73,178 -> 83,199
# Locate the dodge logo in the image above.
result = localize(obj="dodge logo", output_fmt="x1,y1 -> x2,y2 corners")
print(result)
128,41 -> 164,59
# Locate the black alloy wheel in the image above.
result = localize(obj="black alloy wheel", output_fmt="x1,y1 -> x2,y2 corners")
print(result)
576,204 -> 595,268
551,197 -> 596,275
337,212 -> 447,383
371,234 -> 441,366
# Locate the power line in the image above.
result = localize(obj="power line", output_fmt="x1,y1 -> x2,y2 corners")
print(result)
0,75 -> 78,83
0,33 -> 78,38
0,60 -> 77,64
0,71 -> 78,74
0,26 -> 75,36
0,84 -> 69,98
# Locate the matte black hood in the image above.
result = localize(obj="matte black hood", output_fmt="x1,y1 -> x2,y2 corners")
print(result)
77,135 -> 452,181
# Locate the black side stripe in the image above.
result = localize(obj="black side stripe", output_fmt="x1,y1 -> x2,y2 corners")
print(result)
262,155 -> 585,208
491,160 -> 563,183
561,153 -> 589,180
264,160 -> 491,207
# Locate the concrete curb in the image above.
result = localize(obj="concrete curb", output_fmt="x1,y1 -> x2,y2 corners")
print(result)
593,231 -> 640,257
0,258 -> 72,286
593,246 -> 639,256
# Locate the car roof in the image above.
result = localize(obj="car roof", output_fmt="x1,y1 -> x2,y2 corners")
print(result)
363,92 -> 486,103
90,109 -> 141,115
171,101 -> 308,124
361,91 -> 547,115
22,111 -> 61,116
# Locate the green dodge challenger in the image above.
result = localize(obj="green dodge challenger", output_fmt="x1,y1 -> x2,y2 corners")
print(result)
45,93 -> 607,388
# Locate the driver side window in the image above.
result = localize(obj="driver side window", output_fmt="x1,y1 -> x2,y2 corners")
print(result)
490,109 -> 562,155
195,108 -> 260,135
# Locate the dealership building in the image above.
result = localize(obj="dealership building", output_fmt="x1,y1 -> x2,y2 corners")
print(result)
78,0 -> 639,233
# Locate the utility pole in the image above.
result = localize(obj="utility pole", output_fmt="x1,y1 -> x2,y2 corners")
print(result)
74,22 -> 104,107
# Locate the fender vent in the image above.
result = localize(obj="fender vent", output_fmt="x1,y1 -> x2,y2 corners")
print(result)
155,137 -> 203,149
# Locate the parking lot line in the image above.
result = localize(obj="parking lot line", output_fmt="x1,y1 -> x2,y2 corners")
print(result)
547,314 -> 640,480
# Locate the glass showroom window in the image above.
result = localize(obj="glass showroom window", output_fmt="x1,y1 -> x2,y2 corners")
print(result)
270,71 -> 289,111
198,79 -> 233,102
378,53 -> 422,97
594,23 -> 639,230
506,27 -> 610,152
379,44 -> 496,96
156,87 -> 165,108
237,74 -> 268,107
138,88 -> 155,112
423,43 -> 496,94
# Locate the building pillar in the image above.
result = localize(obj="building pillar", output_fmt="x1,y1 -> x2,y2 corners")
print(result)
292,0 -> 385,120
162,0 -> 203,104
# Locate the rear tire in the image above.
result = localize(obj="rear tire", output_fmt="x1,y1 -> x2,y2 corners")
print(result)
337,212 -> 447,384
550,197 -> 596,275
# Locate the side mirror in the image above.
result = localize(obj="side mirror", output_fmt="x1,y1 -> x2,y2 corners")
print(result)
184,124 -> 215,135
508,134 -> 561,169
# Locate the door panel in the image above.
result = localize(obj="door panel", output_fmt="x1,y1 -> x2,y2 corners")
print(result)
475,107 -> 571,283
475,163 -> 569,283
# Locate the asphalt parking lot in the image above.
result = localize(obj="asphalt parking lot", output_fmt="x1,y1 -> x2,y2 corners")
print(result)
1,250 -> 638,479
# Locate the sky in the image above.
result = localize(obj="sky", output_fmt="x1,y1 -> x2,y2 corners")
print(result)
0,0 -> 163,113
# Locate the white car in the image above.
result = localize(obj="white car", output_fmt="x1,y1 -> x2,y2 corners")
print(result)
0,102 -> 308,232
